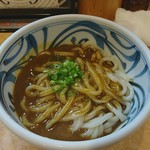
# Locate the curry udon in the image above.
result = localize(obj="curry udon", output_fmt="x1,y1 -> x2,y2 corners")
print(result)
13,42 -> 134,141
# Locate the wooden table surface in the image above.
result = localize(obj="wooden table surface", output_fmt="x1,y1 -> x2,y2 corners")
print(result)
0,32 -> 150,150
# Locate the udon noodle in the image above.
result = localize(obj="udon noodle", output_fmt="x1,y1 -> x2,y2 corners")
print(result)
14,42 -> 134,140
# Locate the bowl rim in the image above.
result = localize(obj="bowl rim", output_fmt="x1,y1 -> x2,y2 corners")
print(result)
1,14 -> 150,149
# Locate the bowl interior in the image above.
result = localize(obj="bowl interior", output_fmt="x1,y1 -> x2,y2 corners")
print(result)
0,15 -> 150,136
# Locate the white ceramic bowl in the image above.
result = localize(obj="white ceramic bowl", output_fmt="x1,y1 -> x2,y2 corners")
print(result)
0,14 -> 150,150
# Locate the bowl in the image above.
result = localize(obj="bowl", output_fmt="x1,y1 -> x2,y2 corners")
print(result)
0,14 -> 150,150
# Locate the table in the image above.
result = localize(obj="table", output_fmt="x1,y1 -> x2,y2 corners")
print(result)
0,33 -> 150,150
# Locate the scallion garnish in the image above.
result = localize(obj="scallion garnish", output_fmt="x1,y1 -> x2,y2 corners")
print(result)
47,60 -> 83,91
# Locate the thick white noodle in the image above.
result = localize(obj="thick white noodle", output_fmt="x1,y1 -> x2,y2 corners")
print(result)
84,105 -> 104,121
98,125 -> 104,136
70,116 -> 84,132
105,127 -> 113,134
100,56 -> 119,71
20,97 -> 27,111
113,101 -> 122,112
82,113 -> 113,128
107,69 -> 134,102
81,124 -> 104,139
115,71 -> 134,101
62,101 -> 91,121
117,77 -> 128,96
59,87 -> 68,104
36,74 -> 48,85
36,95 -> 55,104
112,56 -> 124,72
91,126 -> 100,139
30,102 -> 52,112
81,128 -> 94,137
103,116 -> 119,129
122,81 -> 134,101
81,41 -> 99,51
25,85 -> 49,97
107,103 -> 127,122
106,72 -> 119,82
115,70 -> 133,81
34,103 -> 60,123
22,114 -> 34,127
123,101 -> 132,115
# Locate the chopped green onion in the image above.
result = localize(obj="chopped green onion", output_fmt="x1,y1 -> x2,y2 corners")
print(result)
47,60 -> 83,91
